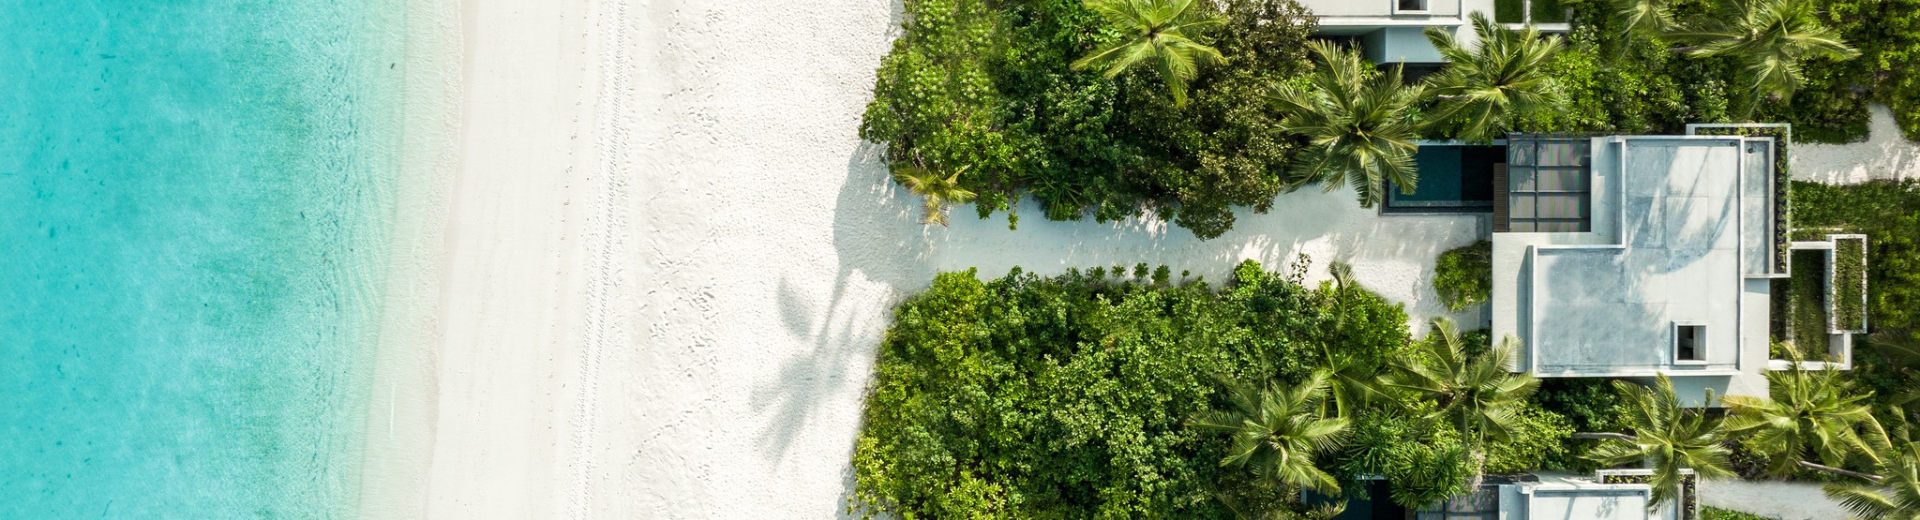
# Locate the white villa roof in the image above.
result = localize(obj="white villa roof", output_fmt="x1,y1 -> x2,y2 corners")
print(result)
1492,136 -> 1778,403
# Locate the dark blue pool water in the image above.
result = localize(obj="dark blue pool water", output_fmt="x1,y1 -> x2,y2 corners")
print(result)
1384,145 -> 1503,213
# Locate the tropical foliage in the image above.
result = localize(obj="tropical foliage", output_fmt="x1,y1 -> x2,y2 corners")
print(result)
1423,12 -> 1565,143
1192,373 -> 1349,494
850,260 -> 1572,518
1270,41 -> 1424,208
861,0 -> 1318,238
1824,440 -> 1920,520
1666,0 -> 1860,106
1582,375 -> 1736,507
1432,240 -> 1492,312
1072,0 -> 1225,106
1390,317 -> 1539,447
894,164 -> 978,226
1723,366 -> 1879,476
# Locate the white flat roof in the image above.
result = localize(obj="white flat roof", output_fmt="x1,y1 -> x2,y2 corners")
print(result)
1493,136 -> 1775,402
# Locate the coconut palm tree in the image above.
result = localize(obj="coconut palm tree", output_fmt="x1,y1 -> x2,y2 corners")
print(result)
1826,445 -> 1920,520
1868,330 -> 1920,413
1806,410 -> 1920,519
1422,12 -> 1564,143
1722,365 -> 1879,477
893,164 -> 977,226
1270,41 -> 1425,208
1193,372 -> 1351,494
1312,261 -> 1384,419
1579,374 -> 1736,507
1666,0 -> 1860,104
1071,0 -> 1225,106
1612,0 -> 1678,41
1389,317 -> 1539,445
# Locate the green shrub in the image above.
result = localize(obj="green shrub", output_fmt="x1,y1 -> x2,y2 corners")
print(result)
1495,0 -> 1525,23
1790,249 -> 1832,357
1700,506 -> 1781,520
1484,402 -> 1574,474
1791,181 -> 1920,338
860,0 -> 1317,239
850,261 -> 1416,519
1533,378 -> 1632,472
1532,0 -> 1568,23
1835,237 -> 1868,331
1433,240 -> 1493,312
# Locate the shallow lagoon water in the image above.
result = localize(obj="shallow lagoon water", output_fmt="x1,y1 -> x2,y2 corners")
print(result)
0,0 -> 407,516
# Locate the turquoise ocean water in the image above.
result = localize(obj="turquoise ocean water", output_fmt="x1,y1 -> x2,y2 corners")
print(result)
1,0 -> 408,517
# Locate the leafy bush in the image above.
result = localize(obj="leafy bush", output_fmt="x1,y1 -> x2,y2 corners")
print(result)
1433,240 -> 1493,312
1791,181 -> 1920,338
1484,402 -> 1575,474
851,261 -> 1416,519
1533,378 -> 1632,472
1835,237 -> 1868,331
1700,506 -> 1781,520
1790,249 -> 1832,357
860,0 -> 1317,239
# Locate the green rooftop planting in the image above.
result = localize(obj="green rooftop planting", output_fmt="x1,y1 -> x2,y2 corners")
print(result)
1789,249 -> 1831,358
1833,237 -> 1867,331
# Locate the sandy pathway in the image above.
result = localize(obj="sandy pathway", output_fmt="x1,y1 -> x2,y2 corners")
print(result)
1699,479 -> 1849,520
1795,104 -> 1920,183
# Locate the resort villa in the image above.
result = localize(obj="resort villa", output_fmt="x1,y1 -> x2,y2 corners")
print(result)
1283,2 -> 1876,519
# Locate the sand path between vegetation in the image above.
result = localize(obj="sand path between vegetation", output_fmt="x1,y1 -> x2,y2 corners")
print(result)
1795,104 -> 1920,183
624,1 -> 1484,517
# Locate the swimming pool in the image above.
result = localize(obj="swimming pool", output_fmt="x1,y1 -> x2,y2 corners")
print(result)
1383,143 -> 1504,213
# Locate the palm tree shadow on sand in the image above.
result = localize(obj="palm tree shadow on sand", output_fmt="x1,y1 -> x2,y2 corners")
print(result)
751,140 -> 935,517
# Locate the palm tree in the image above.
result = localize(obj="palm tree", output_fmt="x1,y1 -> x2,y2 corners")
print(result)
1868,330 -> 1920,413
1193,372 -> 1351,494
1722,365 -> 1879,477
1071,0 -> 1225,106
1270,41 -> 1425,208
1809,412 -> 1920,519
892,164 -> 977,226
1313,261 -> 1383,419
1579,374 -> 1736,507
1826,445 -> 1920,520
1389,317 -> 1539,445
1423,12 -> 1564,143
1666,0 -> 1860,104
1610,0 -> 1678,42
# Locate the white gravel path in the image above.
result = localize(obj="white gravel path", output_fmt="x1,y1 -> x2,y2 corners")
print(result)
1793,104 -> 1920,184
1699,479 -> 1852,520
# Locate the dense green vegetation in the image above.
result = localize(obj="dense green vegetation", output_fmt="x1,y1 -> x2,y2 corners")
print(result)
1790,249 -> 1833,357
1795,0 -> 1920,141
1432,240 -> 1492,312
861,0 -> 1315,238
1700,506 -> 1780,520
854,260 -> 1920,518
1792,181 -> 1920,345
850,261 -> 1566,518
1836,236 -> 1868,330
